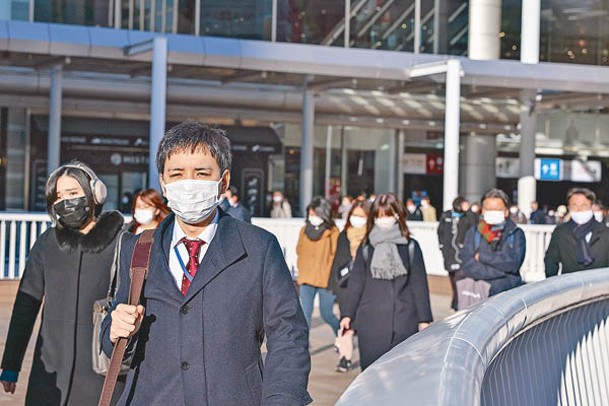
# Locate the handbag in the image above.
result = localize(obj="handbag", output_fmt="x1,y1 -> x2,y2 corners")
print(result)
98,229 -> 155,406
456,277 -> 491,310
336,261 -> 352,288
92,230 -> 129,376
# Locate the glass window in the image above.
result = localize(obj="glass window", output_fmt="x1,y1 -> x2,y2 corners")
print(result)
200,0 -> 270,40
34,0 -> 110,27
276,0 -> 344,44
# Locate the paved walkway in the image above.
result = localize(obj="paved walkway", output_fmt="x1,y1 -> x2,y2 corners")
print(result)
0,277 -> 452,405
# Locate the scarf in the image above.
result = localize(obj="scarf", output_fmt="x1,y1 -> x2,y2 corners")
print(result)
368,224 -> 410,280
304,221 -> 327,241
571,218 -> 596,266
346,226 -> 367,259
477,221 -> 505,251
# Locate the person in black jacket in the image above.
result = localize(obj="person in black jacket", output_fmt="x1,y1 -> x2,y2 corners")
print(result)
405,199 -> 423,221
545,188 -> 609,277
437,196 -> 477,311
340,193 -> 433,371
329,199 -> 370,372
460,188 -> 526,298
0,162 -> 125,405
223,185 -> 252,223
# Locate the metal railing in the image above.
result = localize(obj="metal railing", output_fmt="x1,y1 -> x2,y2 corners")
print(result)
336,268 -> 609,405
0,212 -> 554,281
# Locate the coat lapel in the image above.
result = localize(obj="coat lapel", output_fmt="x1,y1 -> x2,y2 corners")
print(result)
184,214 -> 247,301
146,215 -> 184,301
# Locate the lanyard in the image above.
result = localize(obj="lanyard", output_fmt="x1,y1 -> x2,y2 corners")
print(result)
173,245 -> 194,282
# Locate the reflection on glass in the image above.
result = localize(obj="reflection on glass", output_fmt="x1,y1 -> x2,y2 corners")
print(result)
276,0 -> 343,44
199,0 -> 270,40
34,0 -> 110,27
502,0 -> 609,66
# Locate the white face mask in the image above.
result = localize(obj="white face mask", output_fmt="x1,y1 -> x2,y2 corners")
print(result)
273,196 -> 282,203
407,205 -> 416,214
483,210 -> 506,225
375,216 -> 397,230
509,207 -> 518,215
134,208 -> 155,225
594,212 -> 604,222
308,215 -> 324,227
163,178 -> 223,224
571,210 -> 593,225
350,216 -> 367,229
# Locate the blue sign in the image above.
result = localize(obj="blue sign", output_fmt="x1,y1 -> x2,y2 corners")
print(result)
538,158 -> 562,181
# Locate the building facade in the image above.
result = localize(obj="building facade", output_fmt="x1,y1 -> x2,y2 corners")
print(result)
1,0 -> 609,216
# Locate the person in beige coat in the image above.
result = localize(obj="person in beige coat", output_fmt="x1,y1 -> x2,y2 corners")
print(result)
297,196 -> 340,335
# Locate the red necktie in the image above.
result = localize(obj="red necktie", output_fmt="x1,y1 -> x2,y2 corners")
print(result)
181,238 -> 205,296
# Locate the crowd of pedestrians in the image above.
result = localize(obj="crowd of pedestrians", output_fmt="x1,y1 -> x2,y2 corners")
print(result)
0,119 -> 606,404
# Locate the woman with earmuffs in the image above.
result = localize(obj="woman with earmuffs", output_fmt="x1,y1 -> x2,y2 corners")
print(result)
0,161 -> 126,405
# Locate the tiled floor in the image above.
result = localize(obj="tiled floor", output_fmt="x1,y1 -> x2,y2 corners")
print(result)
0,276 -> 452,405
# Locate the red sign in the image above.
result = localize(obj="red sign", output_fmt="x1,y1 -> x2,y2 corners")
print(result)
426,155 -> 444,175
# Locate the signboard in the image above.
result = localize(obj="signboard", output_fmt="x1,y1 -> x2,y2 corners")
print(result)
426,155 -> 444,175
496,157 -> 520,178
403,153 -> 427,174
535,158 -> 562,181
566,160 -> 602,183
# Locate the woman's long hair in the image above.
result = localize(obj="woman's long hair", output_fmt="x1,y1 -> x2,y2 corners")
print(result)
131,188 -> 171,228
364,193 -> 410,242
345,199 -> 371,231
305,196 -> 335,228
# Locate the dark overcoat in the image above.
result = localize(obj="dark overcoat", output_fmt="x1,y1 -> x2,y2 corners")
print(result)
460,218 -> 525,296
101,212 -> 312,406
544,220 -> 609,277
328,231 -> 353,309
340,239 -> 433,370
1,212 -> 125,405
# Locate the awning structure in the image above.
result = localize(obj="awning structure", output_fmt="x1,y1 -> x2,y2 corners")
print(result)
1,20 -> 608,134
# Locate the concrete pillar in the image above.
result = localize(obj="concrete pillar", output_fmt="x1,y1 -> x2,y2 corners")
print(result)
344,0 -> 351,48
340,127 -> 348,198
468,0 -> 501,60
521,0 -> 540,64
414,0 -> 421,54
324,125 -> 332,199
47,65 -> 62,175
149,37 -> 167,191
396,130 -> 405,200
300,77 -> 315,213
433,0 -> 449,55
518,90 -> 537,217
460,133 -> 496,204
443,60 -> 461,211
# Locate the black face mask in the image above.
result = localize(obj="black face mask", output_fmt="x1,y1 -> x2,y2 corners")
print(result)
54,196 -> 91,230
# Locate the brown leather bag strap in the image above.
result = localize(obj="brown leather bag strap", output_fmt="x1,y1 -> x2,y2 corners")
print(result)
98,229 -> 155,406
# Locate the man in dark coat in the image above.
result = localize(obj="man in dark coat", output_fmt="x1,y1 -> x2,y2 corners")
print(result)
224,185 -> 252,223
437,196 -> 477,310
529,201 -> 546,224
460,189 -> 526,297
102,122 -> 311,405
405,199 -> 423,221
545,188 -> 609,277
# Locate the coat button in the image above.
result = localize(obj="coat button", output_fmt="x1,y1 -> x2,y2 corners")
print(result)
181,305 -> 189,315
181,362 -> 190,371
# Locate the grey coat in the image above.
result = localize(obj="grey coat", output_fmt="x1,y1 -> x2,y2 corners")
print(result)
1,212 -> 125,406
101,212 -> 312,405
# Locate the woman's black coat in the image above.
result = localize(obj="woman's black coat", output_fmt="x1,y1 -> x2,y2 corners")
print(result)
1,212 -> 125,405
340,238 -> 433,370
328,231 -> 353,308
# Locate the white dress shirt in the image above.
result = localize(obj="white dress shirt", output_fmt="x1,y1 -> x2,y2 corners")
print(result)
168,210 -> 220,289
